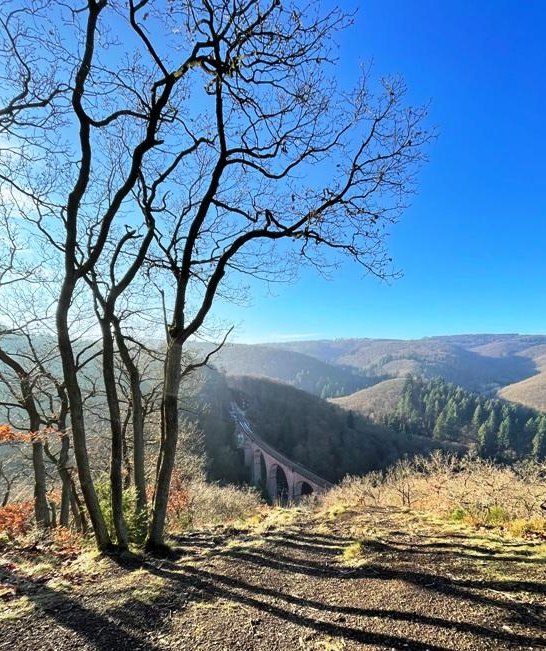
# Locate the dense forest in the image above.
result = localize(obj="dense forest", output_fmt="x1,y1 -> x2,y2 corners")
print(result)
228,376 -> 452,482
385,376 -> 546,461
189,368 -> 246,484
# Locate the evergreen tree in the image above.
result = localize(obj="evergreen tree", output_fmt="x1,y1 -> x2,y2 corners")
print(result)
477,421 -> 497,459
389,376 -> 540,460
497,417 -> 512,453
443,398 -> 460,439
433,410 -> 447,440
471,403 -> 484,432
532,417 -> 546,461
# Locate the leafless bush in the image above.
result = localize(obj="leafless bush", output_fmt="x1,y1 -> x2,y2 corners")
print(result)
321,470 -> 384,510
180,481 -> 262,530
322,452 -> 546,529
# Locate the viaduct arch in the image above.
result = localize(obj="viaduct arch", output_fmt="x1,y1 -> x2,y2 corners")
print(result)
231,402 -> 333,503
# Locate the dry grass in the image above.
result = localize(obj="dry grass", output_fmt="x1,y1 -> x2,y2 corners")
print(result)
170,481 -> 263,531
498,370 -> 546,412
321,451 -> 546,537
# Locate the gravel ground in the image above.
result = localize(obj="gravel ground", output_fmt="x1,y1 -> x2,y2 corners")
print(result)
1,507 -> 545,650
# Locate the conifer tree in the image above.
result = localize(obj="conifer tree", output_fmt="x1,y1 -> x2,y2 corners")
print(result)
532,417 -> 546,461
477,421 -> 498,459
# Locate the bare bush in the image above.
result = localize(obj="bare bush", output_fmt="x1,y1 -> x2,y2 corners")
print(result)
177,481 -> 262,530
322,452 -> 546,533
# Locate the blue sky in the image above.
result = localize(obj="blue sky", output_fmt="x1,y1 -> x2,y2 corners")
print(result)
214,0 -> 546,343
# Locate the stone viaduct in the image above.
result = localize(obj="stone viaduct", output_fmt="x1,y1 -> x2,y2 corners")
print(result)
230,402 -> 333,503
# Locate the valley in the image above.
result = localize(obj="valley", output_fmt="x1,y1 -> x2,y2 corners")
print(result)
193,333 -> 546,482
3,333 -> 546,504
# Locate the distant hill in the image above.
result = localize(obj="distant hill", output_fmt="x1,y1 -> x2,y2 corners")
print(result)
192,342 -> 374,398
271,334 -> 544,394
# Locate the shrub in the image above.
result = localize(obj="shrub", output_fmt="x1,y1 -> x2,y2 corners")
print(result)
0,501 -> 34,539
169,481 -> 263,531
321,452 -> 546,538
506,517 -> 546,538
450,506 -> 466,522
95,475 -> 147,544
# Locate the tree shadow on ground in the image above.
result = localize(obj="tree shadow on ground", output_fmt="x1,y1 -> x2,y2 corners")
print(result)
0,565 -> 164,651
149,528 -> 545,649
2,528 -> 545,650
360,536 -> 546,565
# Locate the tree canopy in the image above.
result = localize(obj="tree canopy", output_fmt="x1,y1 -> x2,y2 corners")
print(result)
0,0 -> 430,550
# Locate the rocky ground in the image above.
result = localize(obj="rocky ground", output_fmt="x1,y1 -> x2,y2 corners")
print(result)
1,506 -> 545,650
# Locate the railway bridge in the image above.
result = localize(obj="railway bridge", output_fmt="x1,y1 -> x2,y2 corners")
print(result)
230,402 -> 333,503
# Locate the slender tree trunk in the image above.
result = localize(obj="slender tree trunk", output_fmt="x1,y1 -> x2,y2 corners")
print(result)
146,339 -> 182,550
57,289 -> 112,550
32,440 -> 51,527
114,322 -> 147,522
26,389 -> 49,528
1,486 -> 11,508
0,349 -> 51,528
99,317 -> 128,549
0,469 -> 14,507
60,478 -> 71,527
69,478 -> 88,532
49,500 -> 57,527
58,436 -> 71,527
121,408 -> 132,490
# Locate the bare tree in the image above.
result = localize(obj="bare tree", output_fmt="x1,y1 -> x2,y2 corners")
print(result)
0,0 -> 431,551
141,1 -> 431,549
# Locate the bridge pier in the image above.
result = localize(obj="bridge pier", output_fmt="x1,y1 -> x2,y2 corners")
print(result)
252,449 -> 264,484
245,440 -> 327,504
235,403 -> 332,503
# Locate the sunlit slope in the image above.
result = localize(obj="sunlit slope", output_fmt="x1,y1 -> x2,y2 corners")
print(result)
497,349 -> 546,412
330,377 -> 406,420
499,373 -> 546,412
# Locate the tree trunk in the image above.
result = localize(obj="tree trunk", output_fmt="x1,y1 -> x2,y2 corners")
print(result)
60,478 -> 71,527
49,499 -> 57,527
56,289 -> 112,550
32,440 -> 51,528
99,317 -> 128,549
0,469 -> 13,507
69,478 -> 88,533
0,349 -> 51,529
146,339 -> 182,550
27,385 -> 49,528
114,323 -> 148,525
58,436 -> 71,527
121,411 -> 131,491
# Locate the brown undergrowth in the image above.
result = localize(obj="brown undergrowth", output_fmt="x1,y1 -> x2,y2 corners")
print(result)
321,451 -> 546,539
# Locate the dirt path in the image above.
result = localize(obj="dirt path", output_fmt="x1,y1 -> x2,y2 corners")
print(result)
1,507 -> 545,650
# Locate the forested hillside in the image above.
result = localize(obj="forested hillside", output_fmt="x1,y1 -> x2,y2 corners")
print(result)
228,375 -> 452,482
384,376 -> 546,461
194,343 -> 374,398
186,368 -> 245,484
